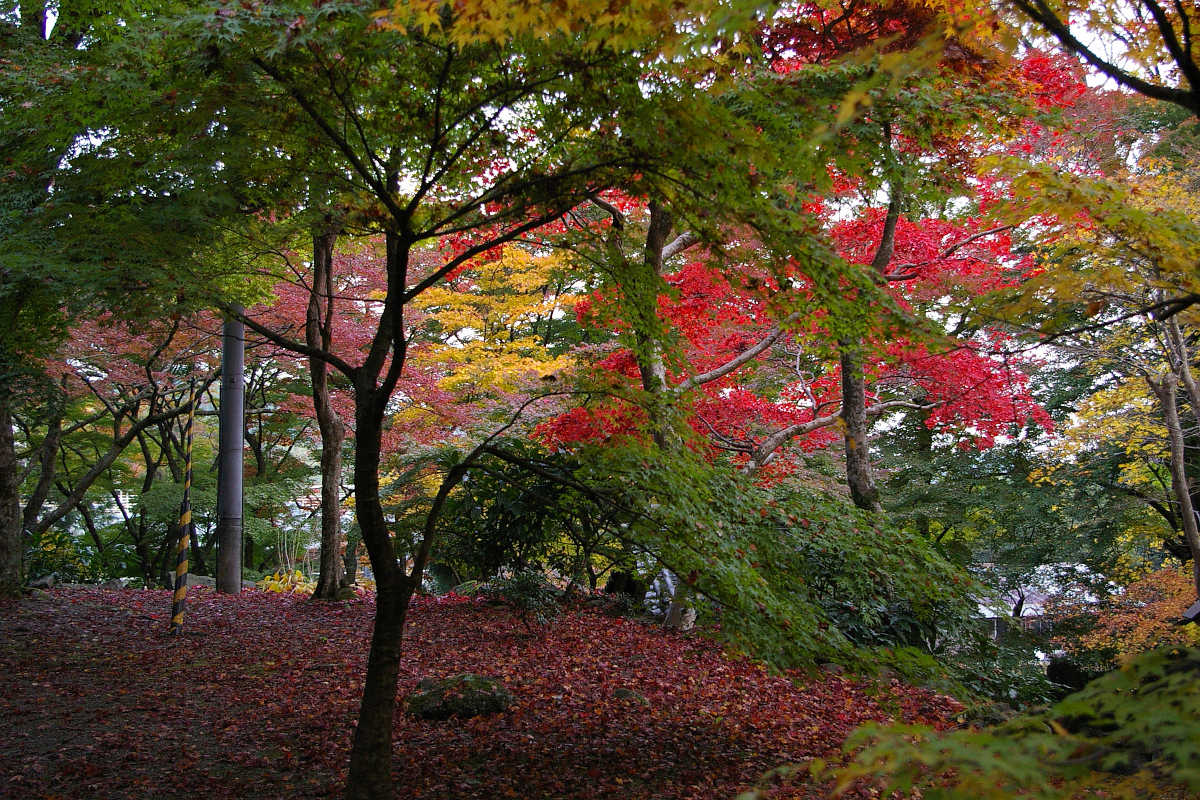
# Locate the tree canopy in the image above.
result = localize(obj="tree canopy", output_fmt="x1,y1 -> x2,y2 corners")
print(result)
6,1 -> 1200,798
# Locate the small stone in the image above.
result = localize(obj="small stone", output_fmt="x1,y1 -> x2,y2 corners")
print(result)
613,687 -> 649,705
29,574 -> 56,590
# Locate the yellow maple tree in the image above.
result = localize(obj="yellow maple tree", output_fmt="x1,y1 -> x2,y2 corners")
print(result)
408,245 -> 581,398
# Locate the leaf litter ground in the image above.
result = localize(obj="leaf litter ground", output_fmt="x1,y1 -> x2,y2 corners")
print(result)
0,588 -> 960,799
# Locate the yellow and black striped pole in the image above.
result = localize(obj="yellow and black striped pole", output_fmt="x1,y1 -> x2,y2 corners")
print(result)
168,382 -> 196,635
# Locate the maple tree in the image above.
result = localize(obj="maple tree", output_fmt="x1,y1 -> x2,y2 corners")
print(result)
1004,0 -> 1200,324
1048,566 -> 1200,671
987,130 -> 1200,595
1035,373 -> 1199,566
12,308 -> 338,589
305,226 -> 351,599
251,233 -> 469,597
1010,0 -> 1200,120
0,0 -> 287,594
164,2 -> 795,793
536,77 -> 1055,512
12,314 -> 222,582
542,213 -> 1048,470
254,233 -> 387,599
407,245 -> 583,402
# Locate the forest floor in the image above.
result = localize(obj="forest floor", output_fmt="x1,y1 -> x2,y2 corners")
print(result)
0,587 -> 963,799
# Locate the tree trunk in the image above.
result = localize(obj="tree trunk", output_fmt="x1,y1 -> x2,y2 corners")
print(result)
631,202 -> 692,629
1147,373 -> 1200,599
21,400 -> 62,533
0,397 -> 23,595
310,227 -> 347,599
343,219 -> 412,799
345,579 -> 410,799
1166,317 -> 1200,426
839,183 -> 899,514
1164,317 -> 1200,539
840,344 -> 882,512
633,201 -> 674,448
343,536 -> 360,585
159,522 -> 183,588
345,383 -> 409,799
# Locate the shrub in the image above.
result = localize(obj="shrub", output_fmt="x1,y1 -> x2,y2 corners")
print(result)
256,569 -> 315,594
479,569 -> 561,630
25,528 -> 105,584
817,646 -> 1200,799
405,673 -> 514,720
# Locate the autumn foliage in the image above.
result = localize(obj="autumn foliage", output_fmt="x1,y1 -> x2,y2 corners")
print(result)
0,588 -> 962,799
1049,567 -> 1200,669
8,1 -> 1200,799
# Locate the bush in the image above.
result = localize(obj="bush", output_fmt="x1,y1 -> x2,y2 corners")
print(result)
816,646 -> 1200,800
25,528 -> 105,584
432,441 -> 635,591
405,673 -> 514,720
479,569 -> 561,630
256,569 -> 315,594
553,440 -> 988,674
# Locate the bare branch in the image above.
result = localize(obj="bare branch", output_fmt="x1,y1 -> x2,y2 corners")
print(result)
662,231 -> 700,260
219,302 -> 359,379
674,313 -> 800,394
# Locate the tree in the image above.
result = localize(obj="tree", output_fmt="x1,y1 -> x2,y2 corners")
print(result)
991,151 -> 1200,596
0,1 -> 132,594
0,0 -> 279,593
533,8 -> 1060,518
1010,0 -> 1200,118
407,244 -> 584,401
1049,566 -> 1200,670
306,226 -> 349,599
1008,0 -> 1200,319
167,2 -> 790,794
13,314 -> 221,582
537,197 -> 1050,498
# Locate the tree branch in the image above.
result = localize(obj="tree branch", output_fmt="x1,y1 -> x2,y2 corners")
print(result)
674,313 -> 800,394
250,56 -> 409,223
219,302 -> 359,379
1011,0 -> 1198,112
662,231 -> 700,260
28,383 -> 215,536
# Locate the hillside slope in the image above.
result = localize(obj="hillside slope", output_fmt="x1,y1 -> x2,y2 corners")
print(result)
0,589 -> 961,799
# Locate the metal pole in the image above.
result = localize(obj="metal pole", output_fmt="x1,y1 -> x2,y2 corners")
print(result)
168,383 -> 196,634
216,306 -> 244,594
